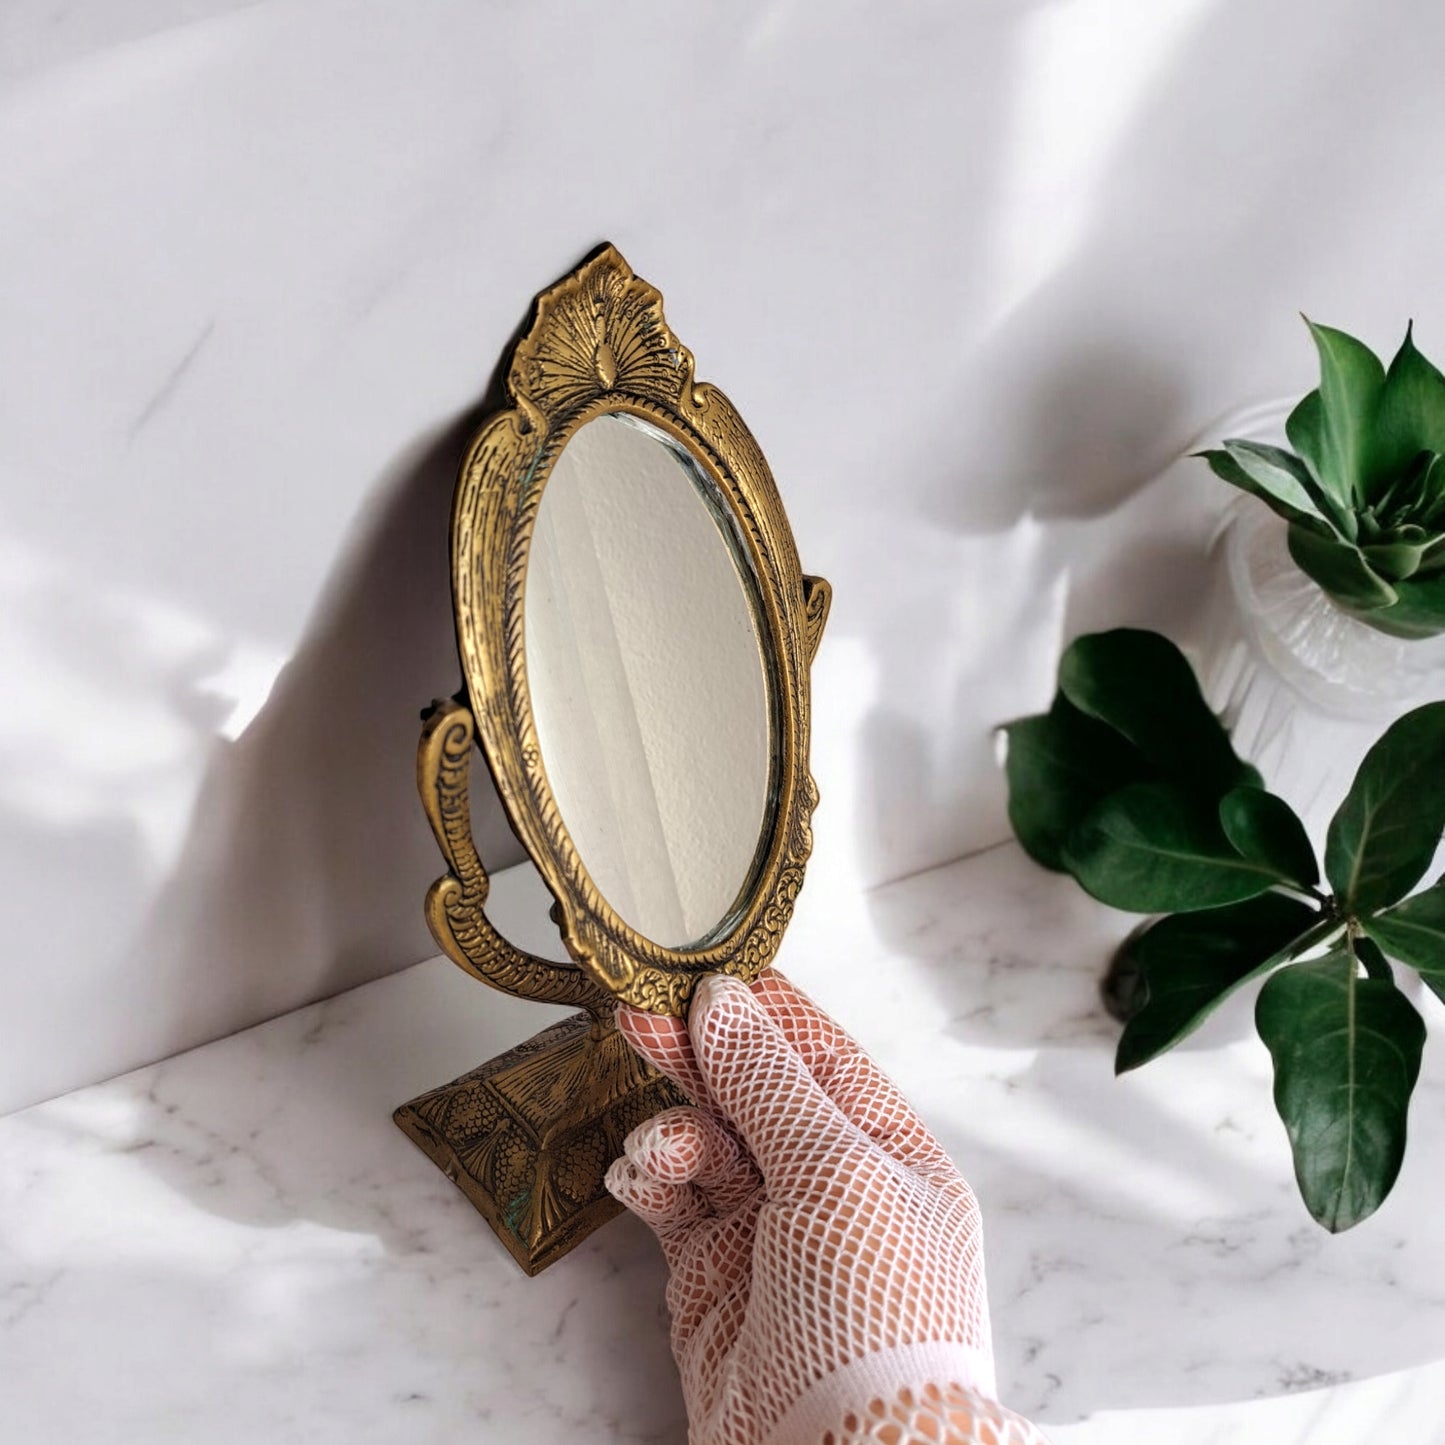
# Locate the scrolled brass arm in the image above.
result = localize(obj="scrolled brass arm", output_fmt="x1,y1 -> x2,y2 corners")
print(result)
418,697 -> 613,1019
801,575 -> 831,665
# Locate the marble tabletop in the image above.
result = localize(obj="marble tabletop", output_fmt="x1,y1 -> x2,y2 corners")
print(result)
4,843 -> 1444,1443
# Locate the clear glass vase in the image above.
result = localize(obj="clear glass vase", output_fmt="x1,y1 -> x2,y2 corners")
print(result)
1198,498 -> 1445,844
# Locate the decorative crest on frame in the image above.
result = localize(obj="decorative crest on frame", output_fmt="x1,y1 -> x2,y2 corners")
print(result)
442,243 -> 830,1014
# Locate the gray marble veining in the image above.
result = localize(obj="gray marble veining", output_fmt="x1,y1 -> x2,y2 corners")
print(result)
2,845 -> 1443,1441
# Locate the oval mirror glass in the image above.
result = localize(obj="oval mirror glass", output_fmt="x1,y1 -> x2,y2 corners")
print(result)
524,413 -> 772,949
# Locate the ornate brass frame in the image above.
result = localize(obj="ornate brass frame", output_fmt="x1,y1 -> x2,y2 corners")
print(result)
395,244 -> 830,1272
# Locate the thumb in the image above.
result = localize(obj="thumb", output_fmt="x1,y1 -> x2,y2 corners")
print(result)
688,974 -> 860,1190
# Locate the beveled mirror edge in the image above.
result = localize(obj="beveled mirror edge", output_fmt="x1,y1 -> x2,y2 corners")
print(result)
523,409 -> 780,953
448,243 -> 829,1016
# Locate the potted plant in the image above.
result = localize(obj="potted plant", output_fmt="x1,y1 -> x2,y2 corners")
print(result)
1001,628 -> 1445,1231
1200,319 -> 1445,639
1190,321 -> 1445,847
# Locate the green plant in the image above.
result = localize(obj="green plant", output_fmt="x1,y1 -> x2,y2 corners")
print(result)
1200,319 -> 1445,638
1001,628 -> 1445,1231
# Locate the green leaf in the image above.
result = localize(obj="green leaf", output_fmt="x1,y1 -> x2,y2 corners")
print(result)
1415,533 -> 1445,577
1363,877 -> 1445,1005
1115,895 -> 1327,1072
1001,696 -> 1149,871
1305,319 -> 1387,506
1286,390 -> 1345,514
1412,530 -> 1445,576
1371,571 -> 1445,639
1409,454 -> 1445,529
1287,523 -> 1398,611
1198,443 -> 1326,528
1372,457 -> 1445,551
1063,782 -> 1285,913
1057,630 -> 1261,800
1369,449 -> 1435,523
1256,952 -> 1425,1232
1219,786 -> 1320,889
1360,538 -> 1427,582
1371,323 -> 1445,491
1325,700 -> 1445,912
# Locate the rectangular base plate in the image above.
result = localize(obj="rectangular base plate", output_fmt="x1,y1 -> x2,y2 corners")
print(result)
394,1011 -> 684,1275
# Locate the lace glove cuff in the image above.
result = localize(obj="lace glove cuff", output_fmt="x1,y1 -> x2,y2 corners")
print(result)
761,1341 -> 1050,1445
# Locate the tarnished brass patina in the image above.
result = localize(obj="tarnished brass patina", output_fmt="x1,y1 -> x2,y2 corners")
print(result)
394,699 -> 684,1275
395,244 -> 829,1272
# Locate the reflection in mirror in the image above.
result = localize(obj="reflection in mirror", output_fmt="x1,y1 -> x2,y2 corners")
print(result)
524,413 -> 771,948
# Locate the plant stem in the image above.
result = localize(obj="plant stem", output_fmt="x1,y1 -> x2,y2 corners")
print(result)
1285,915 -> 1348,961
1272,883 -> 1332,909
1347,922 -> 1394,981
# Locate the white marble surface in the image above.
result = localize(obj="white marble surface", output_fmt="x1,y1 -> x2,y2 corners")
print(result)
4,844 -> 1445,1442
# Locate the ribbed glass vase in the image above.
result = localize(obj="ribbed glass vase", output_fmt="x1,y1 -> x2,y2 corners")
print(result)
1199,498 -> 1445,843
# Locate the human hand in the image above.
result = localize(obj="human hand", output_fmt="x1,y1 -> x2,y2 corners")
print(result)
606,972 -> 1047,1445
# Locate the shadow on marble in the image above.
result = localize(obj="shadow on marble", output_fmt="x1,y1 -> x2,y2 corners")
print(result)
864,838 -> 1126,1051
861,848 -> 1445,1424
15,954 -> 687,1442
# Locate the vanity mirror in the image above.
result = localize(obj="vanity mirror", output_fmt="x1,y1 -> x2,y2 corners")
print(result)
394,245 -> 830,1274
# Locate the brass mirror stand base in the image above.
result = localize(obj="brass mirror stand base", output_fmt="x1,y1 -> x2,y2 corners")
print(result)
397,698 -> 685,1274
394,1010 -> 684,1275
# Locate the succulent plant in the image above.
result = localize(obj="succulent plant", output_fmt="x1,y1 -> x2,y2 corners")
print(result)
1200,320 -> 1445,639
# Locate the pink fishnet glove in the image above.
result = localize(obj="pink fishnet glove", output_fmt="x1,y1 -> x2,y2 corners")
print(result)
606,972 -> 1050,1445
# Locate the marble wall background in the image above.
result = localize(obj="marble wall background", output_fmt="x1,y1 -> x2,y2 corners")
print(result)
6,0 -> 1445,1110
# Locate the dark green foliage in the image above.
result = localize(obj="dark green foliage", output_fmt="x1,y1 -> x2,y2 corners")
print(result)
1063,783 -> 1286,913
1057,630 -> 1261,796
1114,896 -> 1325,1073
1001,696 -> 1147,871
1219,787 -> 1319,890
1324,701 -> 1445,912
1363,880 -> 1445,1005
1005,630 -> 1267,908
1001,627 -> 1445,1231
1256,953 -> 1425,1232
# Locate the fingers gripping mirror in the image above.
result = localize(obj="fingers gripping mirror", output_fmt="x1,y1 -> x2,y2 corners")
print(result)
394,245 -> 831,1273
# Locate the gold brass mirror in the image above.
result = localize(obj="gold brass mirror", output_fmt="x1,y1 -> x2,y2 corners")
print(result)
394,244 -> 830,1274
